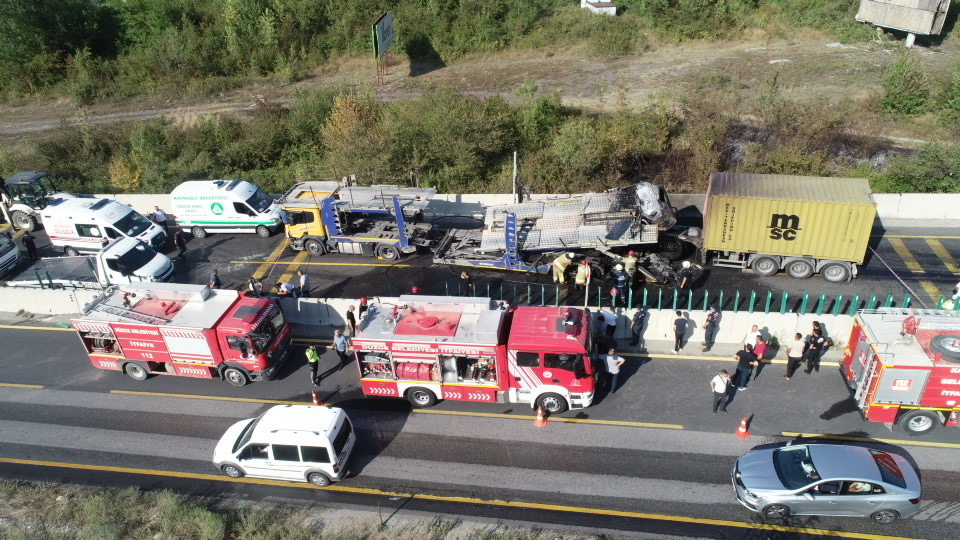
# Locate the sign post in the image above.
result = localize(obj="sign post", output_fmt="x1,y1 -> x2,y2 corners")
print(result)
371,12 -> 394,85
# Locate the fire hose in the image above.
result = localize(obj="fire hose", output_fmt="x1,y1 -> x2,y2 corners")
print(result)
868,246 -> 928,309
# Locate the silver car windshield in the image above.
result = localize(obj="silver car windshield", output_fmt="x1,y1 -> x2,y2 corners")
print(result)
773,445 -> 820,490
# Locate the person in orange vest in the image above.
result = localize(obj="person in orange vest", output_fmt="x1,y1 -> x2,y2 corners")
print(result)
552,252 -> 575,284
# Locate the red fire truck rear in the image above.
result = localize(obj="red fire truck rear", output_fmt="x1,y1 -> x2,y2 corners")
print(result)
353,295 -> 597,413
71,282 -> 291,386
841,308 -> 960,436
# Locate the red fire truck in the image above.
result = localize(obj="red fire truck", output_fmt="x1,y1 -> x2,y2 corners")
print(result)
841,308 -> 960,436
353,295 -> 597,413
71,282 -> 291,386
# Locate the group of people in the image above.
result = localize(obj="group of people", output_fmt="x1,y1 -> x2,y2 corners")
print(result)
552,250 -> 697,306
304,299 -> 370,385
272,269 -> 311,298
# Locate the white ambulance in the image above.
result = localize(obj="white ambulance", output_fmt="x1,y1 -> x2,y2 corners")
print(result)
170,180 -> 282,238
213,404 -> 355,487
42,197 -> 167,256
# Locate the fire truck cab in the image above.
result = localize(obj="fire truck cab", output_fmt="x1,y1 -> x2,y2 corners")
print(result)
72,282 -> 291,385
353,295 -> 597,413
841,308 -> 960,436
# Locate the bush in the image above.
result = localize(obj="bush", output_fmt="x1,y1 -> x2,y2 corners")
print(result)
881,51 -> 930,116
871,144 -> 960,193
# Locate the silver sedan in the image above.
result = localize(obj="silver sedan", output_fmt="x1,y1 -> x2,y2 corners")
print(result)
731,442 -> 922,524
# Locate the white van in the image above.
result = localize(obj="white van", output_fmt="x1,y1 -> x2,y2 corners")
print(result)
213,404 -> 355,487
42,197 -> 166,256
170,180 -> 281,238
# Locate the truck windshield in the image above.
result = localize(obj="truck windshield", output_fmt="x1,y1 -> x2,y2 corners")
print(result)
112,210 -> 152,237
245,188 -> 274,214
248,307 -> 286,353
115,241 -> 156,275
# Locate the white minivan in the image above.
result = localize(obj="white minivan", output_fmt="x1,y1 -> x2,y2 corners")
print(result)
42,197 -> 167,256
170,180 -> 282,238
213,404 -> 355,487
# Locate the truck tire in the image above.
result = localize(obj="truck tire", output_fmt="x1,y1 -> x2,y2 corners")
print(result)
10,210 -> 37,232
928,334 -> 960,363
377,245 -> 401,261
750,256 -> 779,277
191,226 -> 207,239
659,238 -> 685,261
406,387 -> 437,408
124,363 -> 149,381
256,225 -> 270,238
898,409 -> 939,436
64,246 -> 80,257
821,262 -> 850,283
304,239 -> 325,255
308,472 -> 331,487
223,368 -> 248,386
785,259 -> 814,279
221,464 -> 244,478
537,392 -> 569,414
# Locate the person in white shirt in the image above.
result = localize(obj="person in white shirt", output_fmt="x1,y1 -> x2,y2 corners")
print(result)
152,206 -> 169,235
601,307 -> 618,338
602,348 -> 626,394
783,333 -> 806,380
742,324 -> 761,348
710,370 -> 731,413
953,281 -> 960,300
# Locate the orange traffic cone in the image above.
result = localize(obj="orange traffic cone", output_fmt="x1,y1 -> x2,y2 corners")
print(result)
735,417 -> 750,438
534,406 -> 548,428
311,390 -> 320,406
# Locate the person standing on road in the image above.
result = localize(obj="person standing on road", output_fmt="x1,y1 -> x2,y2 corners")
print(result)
672,310 -> 687,354
574,260 -> 591,294
629,307 -> 647,348
710,370 -> 731,414
611,264 -> 627,304
152,206 -> 169,236
752,336 -> 768,381
358,296 -> 369,318
701,305 -> 721,352
297,269 -> 310,298
678,260 -> 694,290
305,345 -> 320,385
345,305 -> 357,336
783,333 -> 805,380
804,328 -> 826,374
208,269 -> 221,289
173,231 -> 187,257
333,329 -> 351,366
734,344 -> 757,391
602,348 -> 626,394
21,232 -> 38,261
600,306 -> 618,338
552,252 -> 575,285
742,324 -> 761,349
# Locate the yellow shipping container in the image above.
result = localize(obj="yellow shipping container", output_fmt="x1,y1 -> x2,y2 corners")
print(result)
703,173 -> 876,263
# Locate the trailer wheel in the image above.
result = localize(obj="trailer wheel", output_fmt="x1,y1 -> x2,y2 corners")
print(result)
304,239 -> 325,255
898,409 -> 939,436
785,259 -> 814,279
256,225 -> 270,238
221,464 -> 244,478
64,246 -> 80,257
191,226 -> 207,239
223,368 -> 248,387
820,262 -> 850,283
750,256 -> 779,277
537,392 -> 568,414
659,238 -> 685,261
377,245 -> 401,261
308,472 -> 331,487
11,210 -> 37,232
406,387 -> 437,408
124,363 -> 149,381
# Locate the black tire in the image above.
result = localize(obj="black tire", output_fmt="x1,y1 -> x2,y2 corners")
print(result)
124,363 -> 149,381
750,256 -> 779,277
191,226 -> 207,239
872,509 -> 900,524
785,259 -> 814,279
308,472 -> 331,487
221,464 -> 244,478
659,238 -> 685,261
11,210 -> 37,232
763,504 -> 790,520
821,262 -> 850,283
223,367 -> 248,387
537,392 -> 568,414
378,245 -> 401,261
64,246 -> 80,257
304,239 -> 324,256
898,409 -> 939,436
928,334 -> 960,363
406,387 -> 437,408
256,225 -> 270,238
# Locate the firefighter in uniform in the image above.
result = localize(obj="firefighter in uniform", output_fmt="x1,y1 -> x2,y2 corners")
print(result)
574,260 -> 591,292
552,252 -> 576,284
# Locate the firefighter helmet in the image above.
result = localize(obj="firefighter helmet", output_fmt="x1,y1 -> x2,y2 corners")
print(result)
615,264 -> 624,271
628,250 -> 636,256
566,252 -> 575,259
682,260 -> 691,268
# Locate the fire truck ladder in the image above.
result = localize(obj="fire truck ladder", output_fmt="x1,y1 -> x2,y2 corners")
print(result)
94,304 -> 170,325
